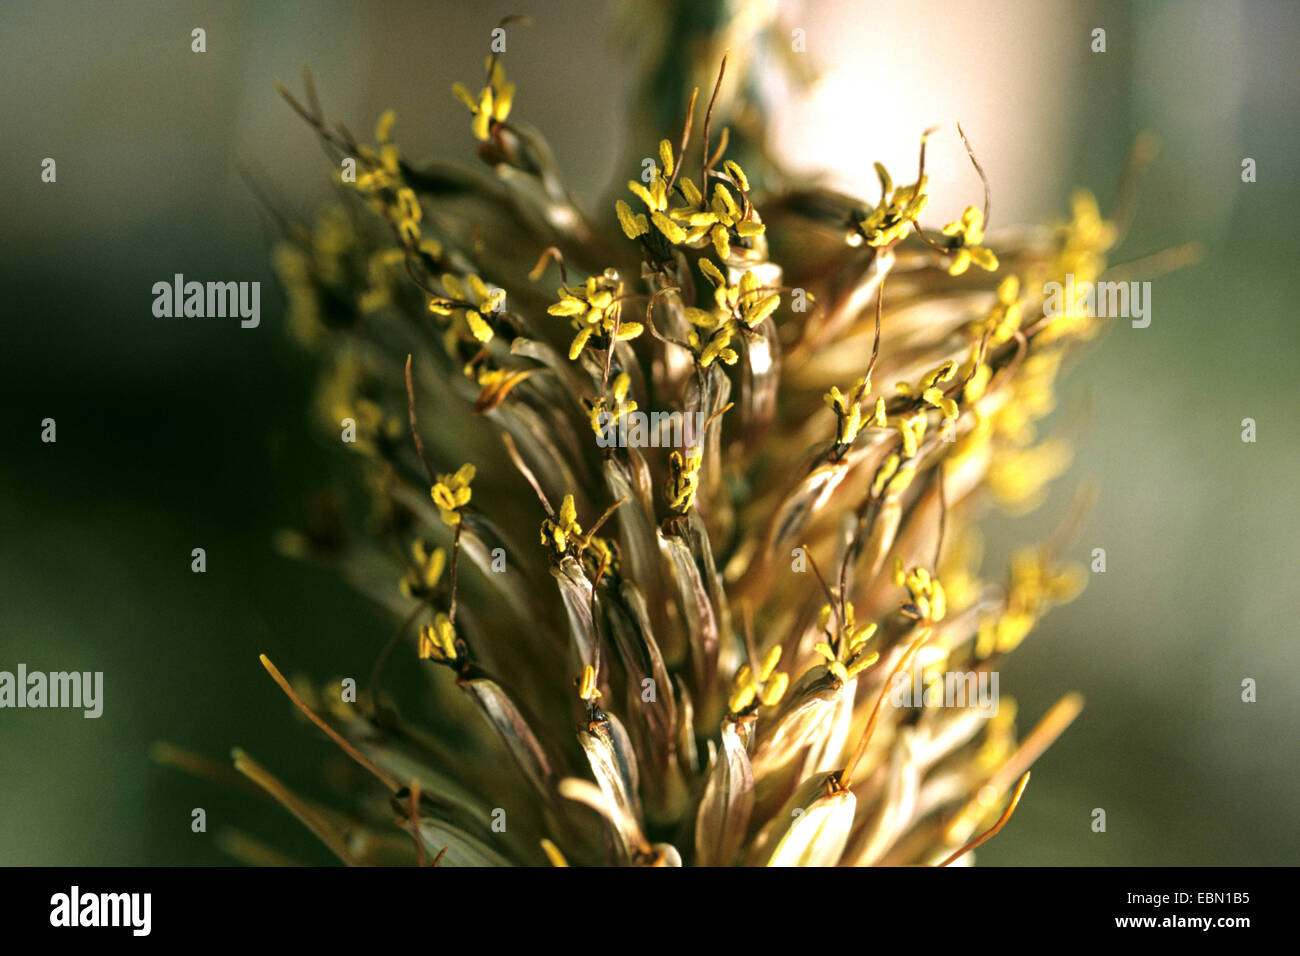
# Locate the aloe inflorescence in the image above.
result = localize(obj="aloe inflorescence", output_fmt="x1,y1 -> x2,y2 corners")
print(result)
213,15 -> 1151,867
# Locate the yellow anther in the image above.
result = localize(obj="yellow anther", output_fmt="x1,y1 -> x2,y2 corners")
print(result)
375,109 -> 397,144
940,206 -> 999,276
723,160 -> 749,192
858,159 -> 929,246
430,463 -> 475,526
651,212 -> 686,244
873,453 -> 901,497
540,493 -> 584,555
733,664 -> 753,690
658,139 -> 675,177
400,540 -> 447,598
451,61 -> 514,141
540,839 -> 569,867
699,258 -> 726,288
760,672 -> 789,706
729,683 -> 757,713
616,200 -> 649,239
759,645 -> 783,682
845,652 -> 879,680
848,622 -> 878,652
418,613 -> 458,663
579,664 -> 600,701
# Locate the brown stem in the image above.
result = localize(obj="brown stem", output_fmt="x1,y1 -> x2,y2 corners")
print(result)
937,771 -> 1031,867
841,625 -> 932,788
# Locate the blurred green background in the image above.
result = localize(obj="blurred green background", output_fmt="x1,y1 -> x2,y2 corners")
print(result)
0,0 -> 1295,864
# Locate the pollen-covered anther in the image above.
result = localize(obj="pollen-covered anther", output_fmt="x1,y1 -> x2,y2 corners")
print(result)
578,664 -> 601,702
856,160 -> 929,247
540,493 -> 585,555
825,376 -> 873,448
940,205 -> 999,276
548,273 -> 639,361
813,601 -> 882,685
585,372 -> 638,437
727,646 -> 789,713
399,539 -> 446,599
417,613 -> 459,664
430,463 -> 476,527
451,57 -> 515,141
665,448 -> 703,513
897,564 -> 948,623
